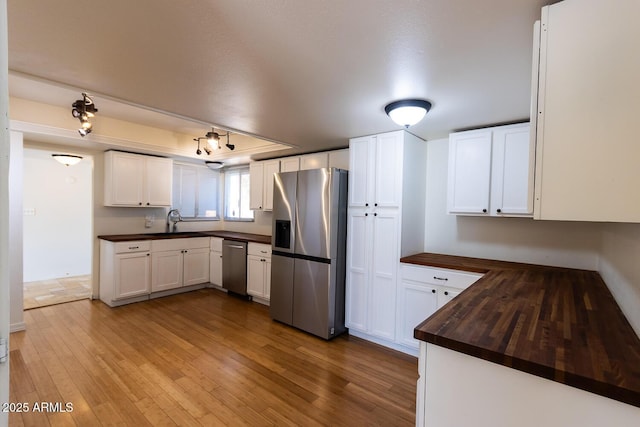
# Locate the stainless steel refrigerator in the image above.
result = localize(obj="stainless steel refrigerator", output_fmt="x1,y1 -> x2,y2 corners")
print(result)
270,168 -> 348,340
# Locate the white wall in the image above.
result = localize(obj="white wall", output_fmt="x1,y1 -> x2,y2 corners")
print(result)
9,133 -> 24,332
424,138 -> 601,270
598,223 -> 640,336
22,148 -> 92,281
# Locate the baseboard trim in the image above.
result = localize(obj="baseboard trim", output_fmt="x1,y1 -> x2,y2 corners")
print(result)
10,322 -> 26,333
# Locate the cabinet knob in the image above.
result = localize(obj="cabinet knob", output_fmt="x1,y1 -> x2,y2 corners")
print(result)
375,203 -> 378,207
444,291 -> 449,296
482,208 -> 487,213
374,213 -> 377,216
146,202 -> 150,206
365,213 -> 368,216
431,289 -> 436,293
365,203 -> 369,207
139,202 -> 142,206
147,253 -> 150,257
497,208 -> 502,213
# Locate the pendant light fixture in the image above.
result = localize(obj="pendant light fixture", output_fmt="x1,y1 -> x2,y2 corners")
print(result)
384,99 -> 432,128
52,154 -> 83,166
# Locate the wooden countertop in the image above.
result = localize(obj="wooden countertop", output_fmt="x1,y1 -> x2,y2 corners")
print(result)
98,231 -> 271,245
403,253 -> 640,408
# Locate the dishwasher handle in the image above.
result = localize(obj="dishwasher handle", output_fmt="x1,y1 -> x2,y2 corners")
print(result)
226,244 -> 245,249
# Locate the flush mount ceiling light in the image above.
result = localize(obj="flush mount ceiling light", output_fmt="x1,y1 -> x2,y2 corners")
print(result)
384,99 -> 432,128
52,154 -> 83,166
205,161 -> 224,170
71,93 -> 98,136
194,128 -> 235,156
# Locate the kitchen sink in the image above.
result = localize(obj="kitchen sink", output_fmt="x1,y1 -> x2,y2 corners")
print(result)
142,231 -> 207,239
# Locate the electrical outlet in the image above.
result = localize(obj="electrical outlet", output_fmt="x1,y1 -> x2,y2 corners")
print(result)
144,215 -> 154,228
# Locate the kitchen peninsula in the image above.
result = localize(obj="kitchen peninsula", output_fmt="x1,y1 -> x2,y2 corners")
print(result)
405,253 -> 640,426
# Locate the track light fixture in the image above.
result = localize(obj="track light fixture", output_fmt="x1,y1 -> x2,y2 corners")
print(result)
194,128 -> 235,156
71,93 -> 98,136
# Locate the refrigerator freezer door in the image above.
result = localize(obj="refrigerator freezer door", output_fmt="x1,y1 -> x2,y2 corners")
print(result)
272,171 -> 297,254
292,258 -> 332,339
295,169 -> 339,259
270,253 -> 295,325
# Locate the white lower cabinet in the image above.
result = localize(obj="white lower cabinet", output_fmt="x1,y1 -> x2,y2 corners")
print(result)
151,238 -> 210,292
100,240 -> 152,307
247,243 -> 271,304
397,264 -> 483,352
209,237 -> 223,287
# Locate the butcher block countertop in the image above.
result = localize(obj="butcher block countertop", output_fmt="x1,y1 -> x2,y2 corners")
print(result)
402,253 -> 640,408
98,230 -> 271,245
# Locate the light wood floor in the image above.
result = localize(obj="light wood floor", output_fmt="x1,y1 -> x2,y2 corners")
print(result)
9,289 -> 418,426
23,275 -> 91,310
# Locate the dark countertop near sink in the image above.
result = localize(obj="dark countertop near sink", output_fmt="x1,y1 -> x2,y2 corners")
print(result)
403,252 -> 640,408
98,230 -> 271,245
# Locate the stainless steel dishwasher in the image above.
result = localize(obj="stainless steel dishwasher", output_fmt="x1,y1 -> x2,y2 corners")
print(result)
222,239 -> 248,296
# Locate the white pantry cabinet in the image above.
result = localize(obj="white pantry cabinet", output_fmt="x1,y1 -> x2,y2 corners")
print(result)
209,237 -> 223,287
151,237 -> 210,292
447,123 -> 532,217
279,157 -> 300,172
99,240 -> 151,307
397,264 -> 482,351
346,130 -> 427,346
249,159 -> 280,211
104,151 -> 173,207
246,243 -> 272,304
532,0 -> 640,222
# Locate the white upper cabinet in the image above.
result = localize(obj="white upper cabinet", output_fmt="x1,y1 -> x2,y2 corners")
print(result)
328,149 -> 349,170
533,0 -> 640,222
104,151 -> 172,207
280,157 -> 300,172
249,159 -> 280,211
447,123 -> 532,217
300,152 -> 328,170
349,132 -> 403,209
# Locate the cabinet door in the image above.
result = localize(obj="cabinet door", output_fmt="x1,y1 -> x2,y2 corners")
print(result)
183,247 -> 210,286
374,132 -> 404,208
173,164 -> 198,217
247,255 -> 265,297
348,136 -> 374,207
151,250 -> 183,292
280,157 -> 300,172
264,258 -> 271,300
209,250 -> 222,286
249,162 -> 264,210
114,252 -> 150,299
145,157 -> 173,207
437,287 -> 461,309
491,125 -> 533,216
300,152 -> 328,170
328,149 -> 349,170
447,130 -> 492,214
397,281 -> 438,349
369,209 -> 400,340
106,152 -> 144,206
345,209 -> 370,332
262,160 -> 280,211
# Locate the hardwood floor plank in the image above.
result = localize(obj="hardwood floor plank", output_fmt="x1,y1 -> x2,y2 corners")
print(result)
9,289 -> 416,426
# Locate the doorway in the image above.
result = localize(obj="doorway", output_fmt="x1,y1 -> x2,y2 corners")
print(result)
22,148 -> 93,309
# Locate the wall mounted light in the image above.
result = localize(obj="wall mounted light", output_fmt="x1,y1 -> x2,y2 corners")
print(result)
52,154 -> 83,166
71,93 -> 98,136
384,99 -> 432,128
194,128 -> 235,156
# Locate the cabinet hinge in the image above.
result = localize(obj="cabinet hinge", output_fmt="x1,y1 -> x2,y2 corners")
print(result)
0,338 -> 7,364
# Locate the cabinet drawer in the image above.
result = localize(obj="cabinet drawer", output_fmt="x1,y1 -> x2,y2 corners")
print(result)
152,237 -> 210,252
114,241 -> 151,254
248,243 -> 271,257
401,264 -> 482,290
210,237 -> 223,251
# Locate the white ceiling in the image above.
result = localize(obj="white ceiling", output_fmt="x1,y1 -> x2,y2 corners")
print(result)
7,0 -> 555,157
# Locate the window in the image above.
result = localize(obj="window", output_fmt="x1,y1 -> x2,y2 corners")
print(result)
172,163 -> 220,219
224,166 -> 254,221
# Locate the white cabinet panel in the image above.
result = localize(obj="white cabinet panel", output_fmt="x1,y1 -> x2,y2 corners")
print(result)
247,243 -> 272,303
145,156 -> 173,207
249,161 -> 264,210
209,250 -> 222,286
345,210 -> 370,332
397,281 -> 438,349
262,160 -> 280,211
151,250 -> 183,292
328,149 -> 349,170
491,126 -> 533,215
183,247 -> 210,286
114,252 -> 151,299
447,130 -> 492,215
280,157 -> 300,172
300,152 -> 328,170
348,136 -> 373,207
374,133 -> 403,208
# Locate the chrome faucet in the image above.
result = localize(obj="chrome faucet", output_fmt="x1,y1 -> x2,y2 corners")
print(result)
166,209 -> 183,232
